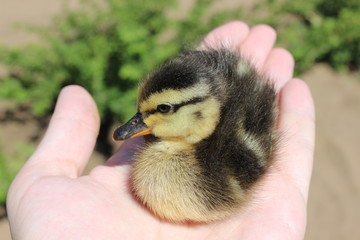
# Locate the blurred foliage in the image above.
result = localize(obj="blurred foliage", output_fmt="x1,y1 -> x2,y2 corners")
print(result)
1,0 -> 358,123
253,0 -> 360,75
0,144 -> 33,205
0,0 -> 240,122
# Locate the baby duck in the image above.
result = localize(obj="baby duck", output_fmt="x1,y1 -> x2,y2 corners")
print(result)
113,48 -> 278,222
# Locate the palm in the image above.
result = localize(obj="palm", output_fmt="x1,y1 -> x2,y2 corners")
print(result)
7,22 -> 315,240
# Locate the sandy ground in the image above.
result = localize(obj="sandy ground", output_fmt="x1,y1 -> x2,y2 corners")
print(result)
1,0 -> 360,239
304,66 -> 360,240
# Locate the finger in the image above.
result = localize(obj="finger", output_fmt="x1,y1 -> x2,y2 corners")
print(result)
27,85 -> 100,177
262,48 -> 295,91
239,24 -> 277,69
276,79 -> 315,201
198,21 -> 250,50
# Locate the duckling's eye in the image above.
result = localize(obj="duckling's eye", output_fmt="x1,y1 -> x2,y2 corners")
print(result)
157,104 -> 172,114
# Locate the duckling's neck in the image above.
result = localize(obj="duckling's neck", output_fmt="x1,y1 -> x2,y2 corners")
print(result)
140,139 -> 195,162
133,135 -> 200,174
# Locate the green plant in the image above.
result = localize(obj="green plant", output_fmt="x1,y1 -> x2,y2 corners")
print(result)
0,144 -> 33,205
0,151 -> 8,204
252,0 -> 360,74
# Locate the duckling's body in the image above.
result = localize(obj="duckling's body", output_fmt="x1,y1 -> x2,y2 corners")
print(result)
114,49 -> 277,222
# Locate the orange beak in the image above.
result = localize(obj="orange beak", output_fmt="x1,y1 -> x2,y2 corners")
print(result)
113,113 -> 152,141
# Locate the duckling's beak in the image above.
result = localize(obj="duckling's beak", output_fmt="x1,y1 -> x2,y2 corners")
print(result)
113,113 -> 152,141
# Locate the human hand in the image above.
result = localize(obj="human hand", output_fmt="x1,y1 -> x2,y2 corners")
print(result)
7,21 -> 315,240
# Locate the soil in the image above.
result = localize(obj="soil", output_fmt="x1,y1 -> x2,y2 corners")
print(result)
1,1 -> 360,240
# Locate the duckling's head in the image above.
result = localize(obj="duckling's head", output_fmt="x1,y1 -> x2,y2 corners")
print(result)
113,51 -> 225,144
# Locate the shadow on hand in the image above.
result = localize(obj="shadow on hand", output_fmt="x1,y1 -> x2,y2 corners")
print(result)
105,137 -> 145,166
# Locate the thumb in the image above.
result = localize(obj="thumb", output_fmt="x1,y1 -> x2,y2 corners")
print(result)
25,85 -> 100,178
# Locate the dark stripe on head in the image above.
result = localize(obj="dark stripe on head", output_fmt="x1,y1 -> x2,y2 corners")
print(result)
172,97 -> 207,112
144,96 -> 208,116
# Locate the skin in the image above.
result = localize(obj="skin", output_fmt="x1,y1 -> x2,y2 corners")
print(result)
6,21 -> 315,240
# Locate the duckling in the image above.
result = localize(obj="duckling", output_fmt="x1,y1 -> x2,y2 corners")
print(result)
113,48 -> 278,222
